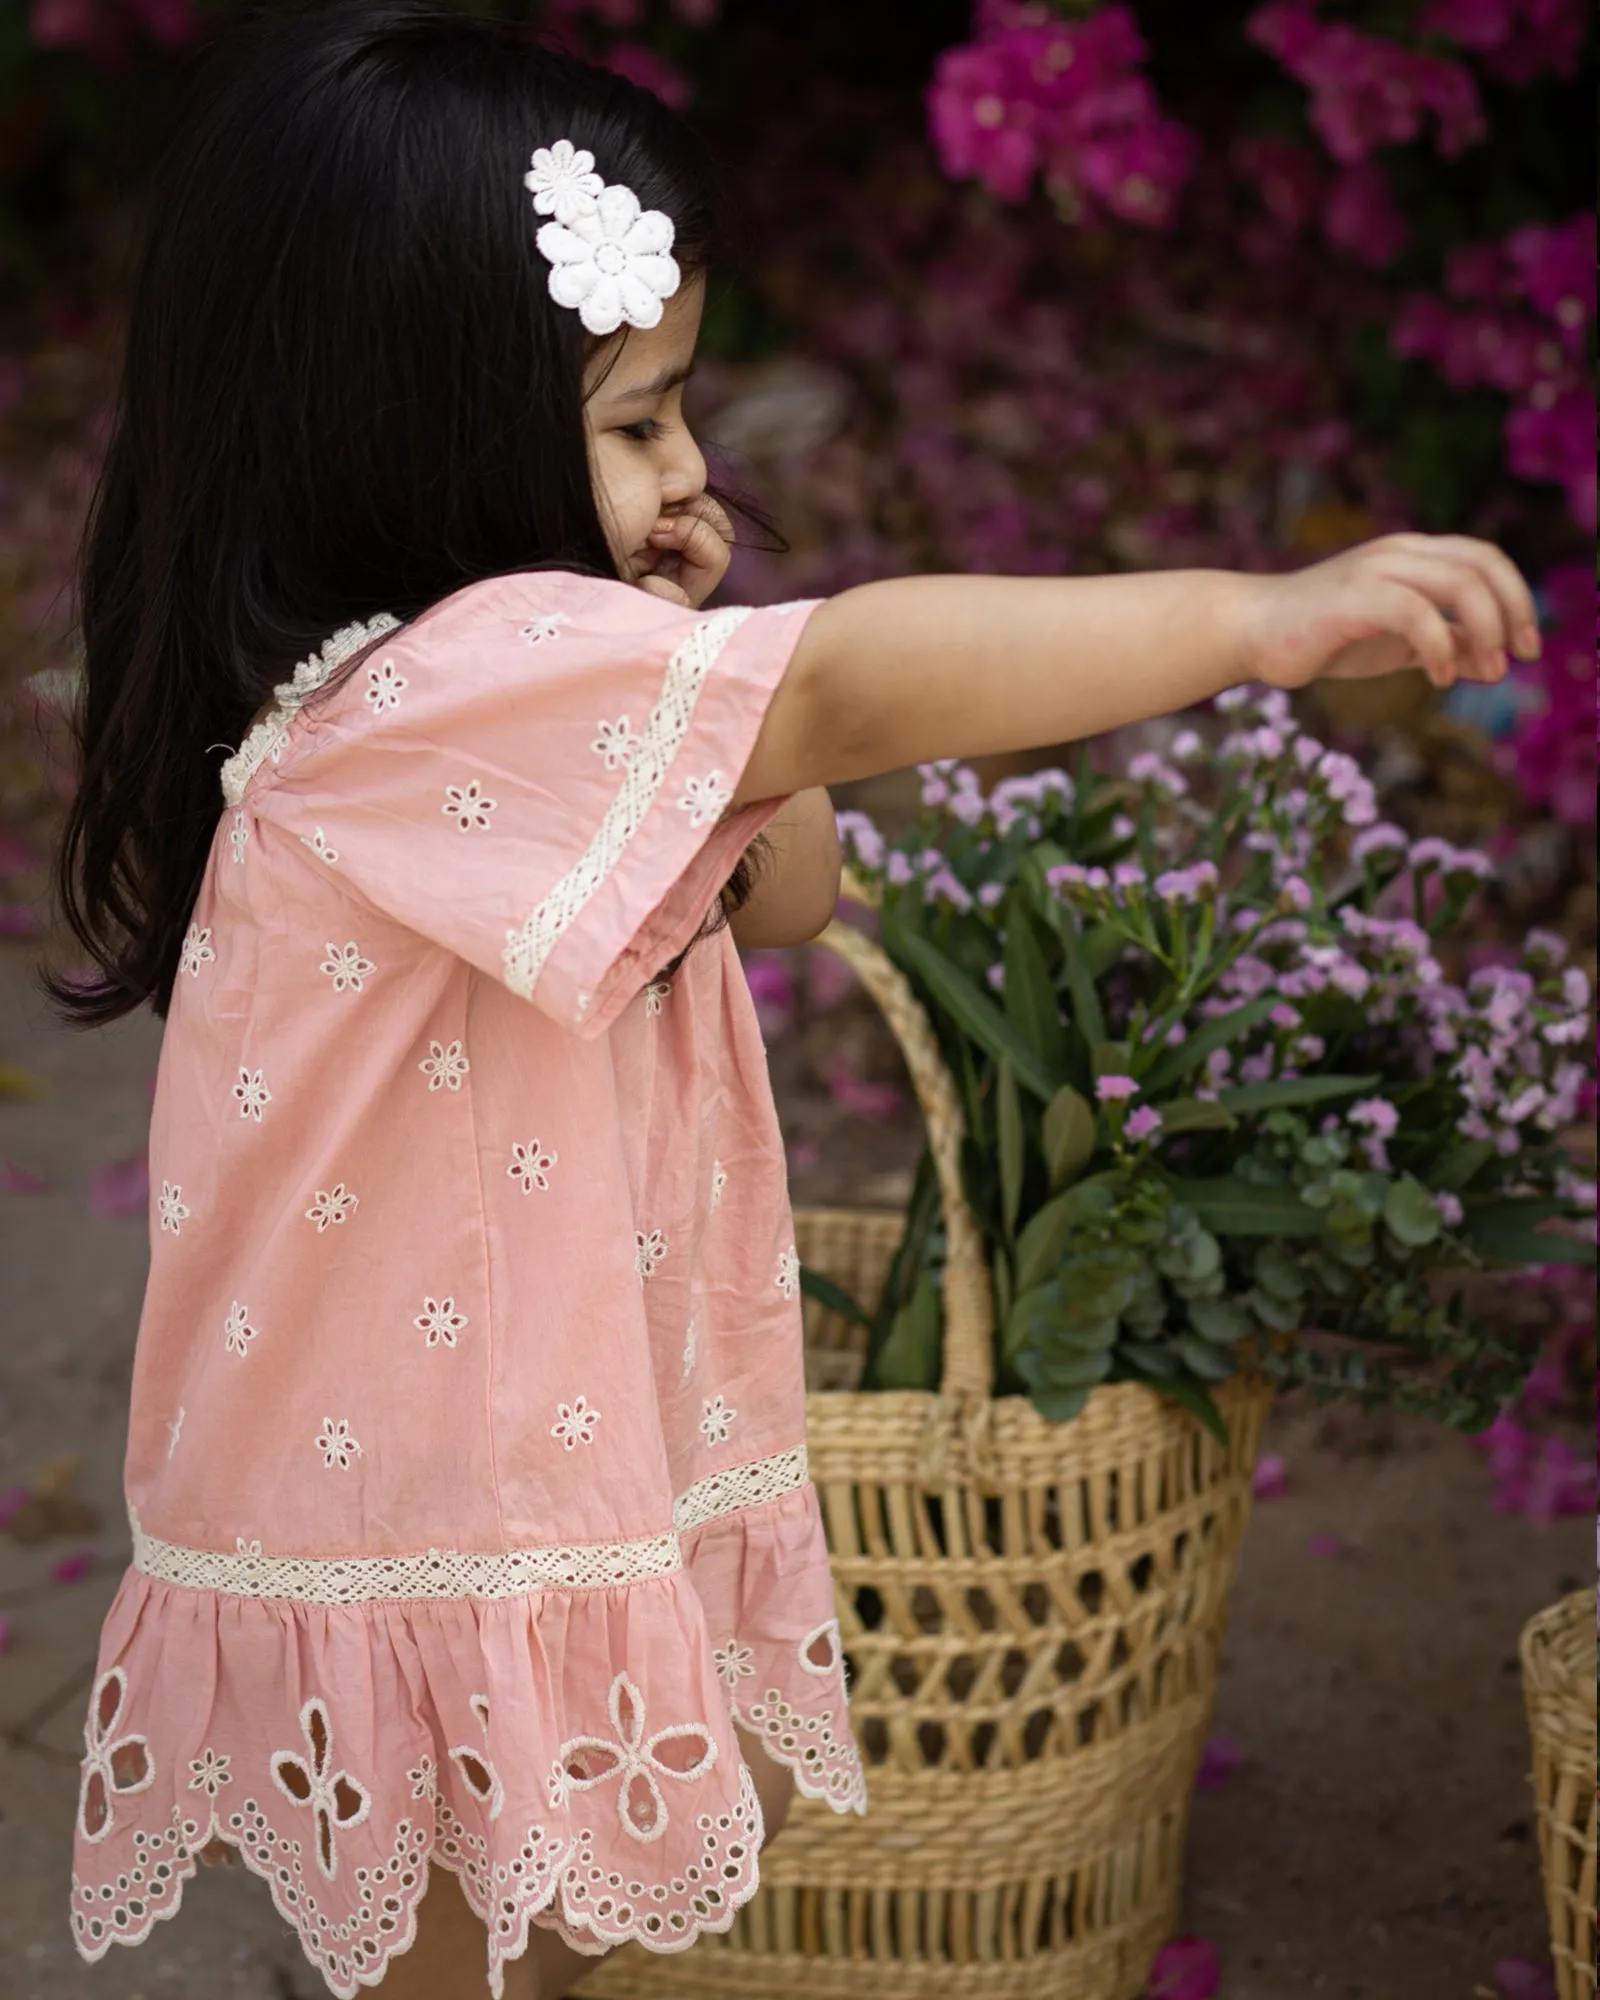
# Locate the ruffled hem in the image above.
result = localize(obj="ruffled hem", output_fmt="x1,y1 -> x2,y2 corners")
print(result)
68,1481 -> 865,1998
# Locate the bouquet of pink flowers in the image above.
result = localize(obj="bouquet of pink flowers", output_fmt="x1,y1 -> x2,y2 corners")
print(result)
823,683 -> 1595,1437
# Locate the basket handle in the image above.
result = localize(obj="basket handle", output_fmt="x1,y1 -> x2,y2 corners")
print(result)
808,867 -> 995,1399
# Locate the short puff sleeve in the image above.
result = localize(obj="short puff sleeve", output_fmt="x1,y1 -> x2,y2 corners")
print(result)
255,572 -> 822,1037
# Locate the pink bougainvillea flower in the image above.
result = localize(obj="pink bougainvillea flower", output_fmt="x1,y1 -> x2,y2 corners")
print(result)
1253,1452 -> 1289,1499
741,955 -> 796,1039
602,40 -> 693,110
1322,162 -> 1409,266
0,1164 -> 50,1195
1147,1935 -> 1221,1999
1308,1532 -> 1350,1558
1495,1957 -> 1558,2000
87,1151 -> 150,1221
824,1060 -> 906,1123
1195,1736 -> 1244,1791
49,1548 -> 97,1585
807,949 -> 859,1013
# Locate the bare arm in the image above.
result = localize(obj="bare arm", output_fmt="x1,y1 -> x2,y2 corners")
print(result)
725,787 -> 841,950
731,543 -> 1536,808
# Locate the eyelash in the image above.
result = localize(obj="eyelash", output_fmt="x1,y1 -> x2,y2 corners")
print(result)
620,418 -> 665,443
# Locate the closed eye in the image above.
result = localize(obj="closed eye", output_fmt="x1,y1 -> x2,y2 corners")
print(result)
619,418 -> 665,443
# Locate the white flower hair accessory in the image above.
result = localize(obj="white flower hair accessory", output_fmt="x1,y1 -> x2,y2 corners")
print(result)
524,139 -> 682,338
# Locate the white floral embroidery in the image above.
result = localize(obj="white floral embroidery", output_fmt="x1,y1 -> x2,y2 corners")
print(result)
520,612 -> 572,646
236,1538 -> 262,1557
220,615 -> 400,807
364,657 -> 407,714
523,140 -> 606,224
508,1140 -> 557,1194
270,1696 -> 372,1881
158,1182 -> 191,1236
556,1672 -> 716,1845
305,1183 -> 359,1233
77,1669 -> 153,1845
681,1314 -> 698,1381
709,1162 -> 727,1211
776,1244 -> 801,1300
591,715 -> 641,771
166,1407 -> 185,1459
316,1418 -> 362,1471
407,1754 -> 437,1801
419,1038 -> 469,1092
644,980 -> 670,1018
178,924 -> 215,978
770,599 -> 820,617
676,769 -> 733,828
443,780 -> 497,831
229,812 -> 248,864
546,1758 -> 571,1812
798,1618 -> 844,1679
635,1228 -> 667,1282
699,1395 -> 736,1448
712,1641 -> 755,1690
188,1748 -> 232,1799
319,941 -> 375,994
550,1396 -> 600,1451
300,826 -> 339,864
223,1302 -> 259,1358
415,1296 -> 468,1348
449,1693 -> 505,1822
232,1068 -> 270,1121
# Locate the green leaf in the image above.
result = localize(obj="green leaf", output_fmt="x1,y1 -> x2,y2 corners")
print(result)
1058,908 -> 1108,1048
1428,1139 -> 1495,1192
1214,1074 -> 1382,1116
798,1266 -> 872,1328
1188,1297 -> 1251,1344
1018,1344 -> 1114,1392
1142,996 -> 1279,1095
1042,1083 -> 1097,1190
1118,1338 -> 1180,1379
1030,1383 -> 1091,1424
1383,1175 -> 1442,1248
997,1057 -> 1025,1242
1163,1176 -> 1328,1237
895,929 -> 1061,1103
1246,1288 -> 1301,1333
1013,1174 -> 1121,1291
1465,1220 -> 1598,1270
1253,1242 -> 1307,1303
991,1243 -> 1013,1332
1002,907 -> 1070,1079
873,1270 -> 943,1391
1157,1375 -> 1230,1445
1157,1096 -> 1237,1136
1171,1333 -> 1238,1382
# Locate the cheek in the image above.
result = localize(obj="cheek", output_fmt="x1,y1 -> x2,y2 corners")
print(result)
593,440 -> 660,551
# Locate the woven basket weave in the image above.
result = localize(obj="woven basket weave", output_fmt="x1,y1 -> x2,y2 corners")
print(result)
1521,1590 -> 1597,2000
588,879 -> 1274,1998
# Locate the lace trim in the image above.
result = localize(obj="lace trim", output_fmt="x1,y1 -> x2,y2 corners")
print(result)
128,1446 -> 808,1605
501,605 -> 754,1001
219,614 -> 402,808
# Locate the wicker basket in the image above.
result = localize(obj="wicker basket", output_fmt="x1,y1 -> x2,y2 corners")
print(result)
1521,1591 -> 1597,2000
587,885 -> 1274,1998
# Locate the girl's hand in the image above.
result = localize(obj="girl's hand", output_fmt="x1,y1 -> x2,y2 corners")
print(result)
1241,533 -> 1541,692
634,493 -> 735,610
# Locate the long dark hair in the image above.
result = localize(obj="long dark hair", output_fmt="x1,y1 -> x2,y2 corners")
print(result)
45,0 -> 775,1029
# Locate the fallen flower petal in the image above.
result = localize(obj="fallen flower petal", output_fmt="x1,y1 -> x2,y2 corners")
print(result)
0,1613 -> 10,1655
787,1136 -> 823,1172
49,1548 -> 98,1585
0,1485 -> 31,1530
0,902 -> 44,938
825,1060 -> 907,1122
1252,1452 -> 1288,1499
0,1164 -> 50,1194
1308,1532 -> 1349,1558
1147,1934 -> 1221,1999
88,1151 -> 150,1221
1495,1957 -> 1557,2000
1195,1736 -> 1244,1791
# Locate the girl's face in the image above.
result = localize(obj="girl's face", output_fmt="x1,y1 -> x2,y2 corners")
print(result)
584,275 -> 709,586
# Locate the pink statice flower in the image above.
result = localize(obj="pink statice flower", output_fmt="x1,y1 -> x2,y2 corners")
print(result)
1095,1075 -> 1138,1102
1124,1105 -> 1164,1143
1348,1097 -> 1399,1139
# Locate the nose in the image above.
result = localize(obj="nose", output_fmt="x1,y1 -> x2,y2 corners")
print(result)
659,429 -> 707,510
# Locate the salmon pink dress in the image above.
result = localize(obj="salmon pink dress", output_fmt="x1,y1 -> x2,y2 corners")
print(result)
67,571 -> 866,1999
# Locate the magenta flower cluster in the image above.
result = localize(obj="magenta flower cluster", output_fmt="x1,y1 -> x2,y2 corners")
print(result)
927,3 -> 1196,225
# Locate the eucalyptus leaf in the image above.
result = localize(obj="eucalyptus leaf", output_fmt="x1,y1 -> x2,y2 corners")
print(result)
1171,1333 -> 1237,1381
1246,1288 -> 1301,1334
1253,1242 -> 1307,1303
1018,1344 -> 1115,1391
1030,1383 -> 1092,1424
1042,1083 -> 1097,1190
895,929 -> 1061,1103
1383,1175 -> 1442,1248
1188,1297 -> 1251,1344
1118,1338 -> 1180,1379
1013,1173 -> 1121,1290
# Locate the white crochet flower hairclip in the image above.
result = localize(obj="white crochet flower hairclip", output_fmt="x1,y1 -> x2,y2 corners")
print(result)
524,138 -> 682,338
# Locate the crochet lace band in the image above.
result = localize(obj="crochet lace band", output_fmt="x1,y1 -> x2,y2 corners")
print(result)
130,1445 -> 808,1604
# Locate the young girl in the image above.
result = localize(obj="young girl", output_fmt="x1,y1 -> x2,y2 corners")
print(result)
51,4 -> 1533,1997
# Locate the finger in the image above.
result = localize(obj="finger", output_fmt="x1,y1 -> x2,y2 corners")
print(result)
1366,551 -> 1508,680
635,571 -> 695,609
1371,534 -> 1540,658
673,512 -> 733,578
1356,577 -> 1459,688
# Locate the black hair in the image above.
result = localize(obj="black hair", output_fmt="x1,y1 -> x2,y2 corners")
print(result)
44,0 -> 774,1028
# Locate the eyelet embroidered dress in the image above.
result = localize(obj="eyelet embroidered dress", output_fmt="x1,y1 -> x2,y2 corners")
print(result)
68,571 -> 865,1998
